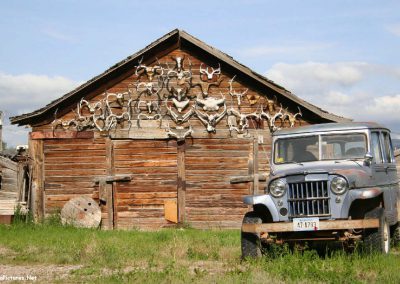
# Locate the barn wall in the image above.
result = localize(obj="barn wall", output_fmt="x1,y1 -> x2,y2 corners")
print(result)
113,140 -> 178,229
29,47 -> 309,229
0,157 -> 18,199
43,138 -> 107,214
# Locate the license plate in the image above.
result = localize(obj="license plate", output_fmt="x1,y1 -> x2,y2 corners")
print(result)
293,218 -> 319,231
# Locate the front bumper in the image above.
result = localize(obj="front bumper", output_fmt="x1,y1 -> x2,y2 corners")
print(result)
242,219 -> 379,233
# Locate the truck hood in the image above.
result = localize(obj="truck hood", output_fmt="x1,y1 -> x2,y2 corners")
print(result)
270,160 -> 373,188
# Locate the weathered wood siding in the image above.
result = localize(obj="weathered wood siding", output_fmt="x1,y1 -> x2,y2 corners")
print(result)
113,140 -> 178,229
43,138 -> 107,213
185,138 -> 251,228
0,156 -> 18,215
0,156 -> 18,201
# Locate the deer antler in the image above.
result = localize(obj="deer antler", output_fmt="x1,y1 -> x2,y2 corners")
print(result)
200,63 -> 221,80
228,75 -> 248,106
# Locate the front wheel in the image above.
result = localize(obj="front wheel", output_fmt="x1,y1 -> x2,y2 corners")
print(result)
391,222 -> 400,247
241,211 -> 262,259
363,208 -> 390,254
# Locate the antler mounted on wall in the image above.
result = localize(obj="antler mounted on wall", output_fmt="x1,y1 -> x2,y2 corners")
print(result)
228,75 -> 248,106
192,91 -> 227,132
50,54 -> 304,136
165,122 -> 193,141
135,57 -> 164,81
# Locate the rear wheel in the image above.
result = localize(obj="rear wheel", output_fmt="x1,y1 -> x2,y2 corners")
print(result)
363,208 -> 390,254
241,211 -> 262,259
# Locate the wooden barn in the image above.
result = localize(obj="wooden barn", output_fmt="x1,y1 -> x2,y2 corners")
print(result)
10,29 -> 349,230
0,153 -> 29,224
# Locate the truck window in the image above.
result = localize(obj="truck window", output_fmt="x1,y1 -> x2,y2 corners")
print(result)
382,132 -> 394,163
274,135 -> 318,164
371,132 -> 383,164
321,133 -> 366,160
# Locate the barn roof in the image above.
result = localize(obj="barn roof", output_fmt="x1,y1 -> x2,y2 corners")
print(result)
10,29 -> 350,126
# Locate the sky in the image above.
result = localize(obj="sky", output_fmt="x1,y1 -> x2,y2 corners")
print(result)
1,0 -> 400,146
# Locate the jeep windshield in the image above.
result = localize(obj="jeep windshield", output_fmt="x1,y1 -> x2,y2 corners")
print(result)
274,133 -> 367,164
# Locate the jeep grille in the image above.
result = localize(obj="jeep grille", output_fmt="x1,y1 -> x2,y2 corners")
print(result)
288,181 -> 330,218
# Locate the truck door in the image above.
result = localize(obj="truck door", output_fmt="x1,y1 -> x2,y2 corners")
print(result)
381,131 -> 398,223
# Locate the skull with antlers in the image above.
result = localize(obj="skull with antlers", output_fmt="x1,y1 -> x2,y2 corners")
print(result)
166,55 -> 192,82
227,106 -> 259,135
165,100 -> 195,124
200,63 -> 221,81
281,107 -> 302,128
228,75 -> 248,106
165,122 -> 193,141
195,100 -> 227,133
135,57 -> 163,81
260,104 -> 284,132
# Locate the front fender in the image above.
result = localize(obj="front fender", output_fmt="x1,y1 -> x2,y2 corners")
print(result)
243,194 -> 280,222
341,187 -> 383,217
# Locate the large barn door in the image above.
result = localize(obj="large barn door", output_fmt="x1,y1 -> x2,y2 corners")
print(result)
112,140 -> 178,229
185,138 -> 252,229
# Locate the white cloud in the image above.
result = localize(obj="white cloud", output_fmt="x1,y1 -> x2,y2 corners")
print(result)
267,62 -> 366,93
41,28 -> 76,43
386,24 -> 400,37
265,62 -> 400,131
239,42 -> 333,57
0,72 -> 80,115
0,72 -> 80,146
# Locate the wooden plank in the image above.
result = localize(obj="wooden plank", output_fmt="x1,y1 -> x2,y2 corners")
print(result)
106,138 -> 116,229
106,184 -> 113,230
177,141 -> 186,223
253,138 -> 259,194
0,156 -> 18,171
164,199 -> 178,223
242,219 -> 380,233
30,131 -> 94,139
29,138 -> 45,221
230,174 -> 268,184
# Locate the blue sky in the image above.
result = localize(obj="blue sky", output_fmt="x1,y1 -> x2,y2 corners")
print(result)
1,0 -> 400,146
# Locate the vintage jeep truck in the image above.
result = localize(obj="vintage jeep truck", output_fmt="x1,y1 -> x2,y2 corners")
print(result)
241,122 -> 400,257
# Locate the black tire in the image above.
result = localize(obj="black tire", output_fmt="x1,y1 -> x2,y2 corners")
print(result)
391,222 -> 400,247
363,208 -> 390,254
241,211 -> 262,259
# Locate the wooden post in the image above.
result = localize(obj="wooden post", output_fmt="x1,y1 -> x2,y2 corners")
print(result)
253,138 -> 259,195
177,141 -> 186,223
105,138 -> 116,230
28,138 -> 44,221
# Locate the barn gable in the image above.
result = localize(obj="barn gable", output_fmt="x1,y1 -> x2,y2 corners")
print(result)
11,29 -> 348,127
10,29 -> 350,229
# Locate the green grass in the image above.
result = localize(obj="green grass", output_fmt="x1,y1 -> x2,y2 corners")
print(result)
1,221 -> 400,283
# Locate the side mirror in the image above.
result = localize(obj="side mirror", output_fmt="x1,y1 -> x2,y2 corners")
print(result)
364,152 -> 373,166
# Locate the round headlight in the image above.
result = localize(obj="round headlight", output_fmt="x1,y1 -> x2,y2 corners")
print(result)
269,179 -> 287,198
330,176 -> 348,195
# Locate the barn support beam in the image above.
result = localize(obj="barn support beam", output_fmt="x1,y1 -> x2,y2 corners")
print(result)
28,138 -> 45,221
177,141 -> 186,223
